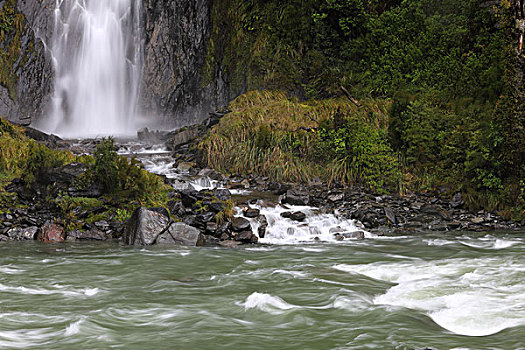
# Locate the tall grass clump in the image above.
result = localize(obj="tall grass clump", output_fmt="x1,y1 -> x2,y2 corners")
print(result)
199,91 -> 399,192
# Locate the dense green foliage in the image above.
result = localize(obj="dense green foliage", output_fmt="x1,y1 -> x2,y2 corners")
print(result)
202,0 -> 523,218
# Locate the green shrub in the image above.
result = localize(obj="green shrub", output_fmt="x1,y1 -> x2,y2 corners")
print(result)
93,138 -> 119,193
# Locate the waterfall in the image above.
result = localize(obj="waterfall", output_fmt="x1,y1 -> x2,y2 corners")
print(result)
43,0 -> 142,137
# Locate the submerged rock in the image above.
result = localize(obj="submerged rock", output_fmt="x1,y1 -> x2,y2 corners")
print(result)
123,207 -> 170,245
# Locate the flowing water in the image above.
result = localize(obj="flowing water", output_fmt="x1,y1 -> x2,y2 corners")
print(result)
40,0 -> 142,137
3,142 -> 523,349
1,234 -> 524,350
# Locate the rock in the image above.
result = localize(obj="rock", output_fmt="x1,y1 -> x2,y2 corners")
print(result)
289,211 -> 307,222
198,168 -> 225,181
177,162 -> 196,171
341,231 -> 365,240
180,190 -> 198,207
420,204 -> 441,215
213,188 -> 231,201
335,234 -> 344,241
67,229 -> 108,240
68,183 -> 104,198
38,222 -> 65,243
46,162 -> 87,184
257,215 -> 268,238
137,127 -> 166,143
328,193 -> 344,202
122,207 -> 170,245
209,201 -> 224,212
232,217 -> 251,232
243,208 -> 260,218
0,235 -> 8,242
195,212 -> 215,227
384,207 -> 396,224
7,226 -> 38,240
205,222 -> 218,235
165,127 -> 201,151
280,212 -> 293,219
282,190 -> 309,206
450,192 -> 464,208
471,217 -> 484,224
329,227 -> 344,234
220,240 -> 240,248
236,230 -> 258,244
156,222 -> 204,246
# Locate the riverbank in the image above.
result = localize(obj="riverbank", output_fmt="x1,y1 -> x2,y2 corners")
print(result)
0,112 -> 523,246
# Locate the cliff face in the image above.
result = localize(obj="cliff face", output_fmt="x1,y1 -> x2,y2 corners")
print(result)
141,0 -> 228,126
0,0 -> 54,125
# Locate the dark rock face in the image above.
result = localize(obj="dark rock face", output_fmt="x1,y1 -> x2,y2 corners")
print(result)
141,0 -> 228,126
0,0 -> 55,125
123,207 -> 170,245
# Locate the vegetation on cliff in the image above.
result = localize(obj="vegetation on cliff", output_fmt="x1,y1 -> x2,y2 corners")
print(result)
201,0 -> 524,219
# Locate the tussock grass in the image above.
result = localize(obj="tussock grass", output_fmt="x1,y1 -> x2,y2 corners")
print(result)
199,90 -> 394,187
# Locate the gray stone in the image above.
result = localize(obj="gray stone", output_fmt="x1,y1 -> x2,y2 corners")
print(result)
282,190 -> 309,206
213,188 -> 231,201
156,222 -> 204,246
257,215 -> 268,239
232,217 -> 251,232
123,207 -> 170,245
67,229 -> 108,241
7,226 -> 38,240
341,231 -> 365,240
289,211 -> 307,222
450,192 -> 464,208
384,207 -> 396,224
236,231 -> 258,243
243,208 -> 260,218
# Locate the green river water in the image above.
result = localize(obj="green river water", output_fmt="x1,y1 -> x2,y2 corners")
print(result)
1,233 -> 524,350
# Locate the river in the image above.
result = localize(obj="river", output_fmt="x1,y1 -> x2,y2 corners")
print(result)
1,232 -> 524,349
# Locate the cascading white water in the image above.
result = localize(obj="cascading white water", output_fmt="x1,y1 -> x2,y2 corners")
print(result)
43,0 -> 142,137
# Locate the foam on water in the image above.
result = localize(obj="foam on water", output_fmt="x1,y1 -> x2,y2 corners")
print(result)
245,204 -> 372,244
334,255 -> 525,336
242,292 -> 298,314
0,283 -> 100,297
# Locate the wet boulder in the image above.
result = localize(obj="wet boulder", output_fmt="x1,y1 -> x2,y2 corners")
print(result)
235,230 -> 258,244
257,215 -> 268,239
156,222 -> 204,246
123,207 -> 170,245
243,208 -> 260,218
232,217 -> 251,232
282,190 -> 309,206
38,222 -> 65,243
